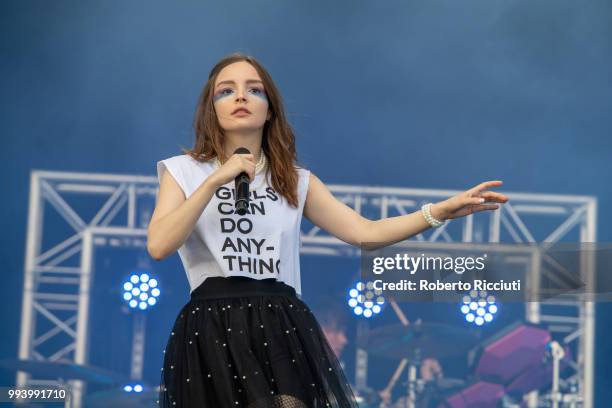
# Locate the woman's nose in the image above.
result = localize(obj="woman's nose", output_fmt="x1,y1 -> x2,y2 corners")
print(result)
235,88 -> 247,102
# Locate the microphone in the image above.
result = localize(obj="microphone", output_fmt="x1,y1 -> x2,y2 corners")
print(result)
233,147 -> 250,215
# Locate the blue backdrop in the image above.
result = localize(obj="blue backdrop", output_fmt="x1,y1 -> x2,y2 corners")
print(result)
2,0 -> 611,404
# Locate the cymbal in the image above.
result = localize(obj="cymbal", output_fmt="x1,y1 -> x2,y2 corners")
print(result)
0,358 -> 129,385
360,322 -> 479,360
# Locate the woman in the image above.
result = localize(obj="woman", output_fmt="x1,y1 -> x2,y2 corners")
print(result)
147,52 -> 508,408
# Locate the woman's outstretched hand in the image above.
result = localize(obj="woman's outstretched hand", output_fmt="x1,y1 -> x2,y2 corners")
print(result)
432,180 -> 509,221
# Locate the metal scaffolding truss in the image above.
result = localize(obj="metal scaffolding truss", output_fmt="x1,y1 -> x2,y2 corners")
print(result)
17,171 -> 157,407
17,171 -> 596,407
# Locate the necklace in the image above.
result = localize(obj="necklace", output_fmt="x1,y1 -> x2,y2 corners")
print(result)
213,151 -> 266,174
213,152 -> 268,191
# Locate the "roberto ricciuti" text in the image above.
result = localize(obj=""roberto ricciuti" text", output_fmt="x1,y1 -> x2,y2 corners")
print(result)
373,279 -> 521,292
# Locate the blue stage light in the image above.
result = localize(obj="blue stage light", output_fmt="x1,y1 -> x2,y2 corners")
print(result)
460,290 -> 498,326
347,281 -> 385,319
122,272 -> 160,311
123,383 -> 144,393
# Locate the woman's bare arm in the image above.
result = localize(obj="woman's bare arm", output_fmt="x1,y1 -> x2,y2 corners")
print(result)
303,173 -> 436,250
147,153 -> 257,261
147,171 -> 218,260
303,173 -> 507,250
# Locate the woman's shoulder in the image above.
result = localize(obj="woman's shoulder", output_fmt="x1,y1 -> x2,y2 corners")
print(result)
293,165 -> 312,198
160,153 -> 214,170
294,164 -> 311,177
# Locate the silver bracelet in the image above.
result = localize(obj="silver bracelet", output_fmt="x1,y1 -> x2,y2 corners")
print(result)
421,203 -> 445,228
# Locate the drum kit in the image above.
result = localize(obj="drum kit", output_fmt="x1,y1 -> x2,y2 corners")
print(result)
352,321 -> 576,408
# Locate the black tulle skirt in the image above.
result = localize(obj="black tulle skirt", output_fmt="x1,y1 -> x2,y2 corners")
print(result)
158,276 -> 359,408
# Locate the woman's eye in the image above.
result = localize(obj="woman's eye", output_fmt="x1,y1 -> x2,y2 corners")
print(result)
215,87 -> 265,98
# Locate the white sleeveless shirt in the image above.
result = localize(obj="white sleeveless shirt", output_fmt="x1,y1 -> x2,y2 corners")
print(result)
156,154 -> 311,296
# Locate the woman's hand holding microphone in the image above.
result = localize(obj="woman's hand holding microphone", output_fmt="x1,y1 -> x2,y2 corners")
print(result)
209,153 -> 256,188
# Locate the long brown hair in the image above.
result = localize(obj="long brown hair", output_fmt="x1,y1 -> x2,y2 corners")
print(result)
182,52 -> 301,208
